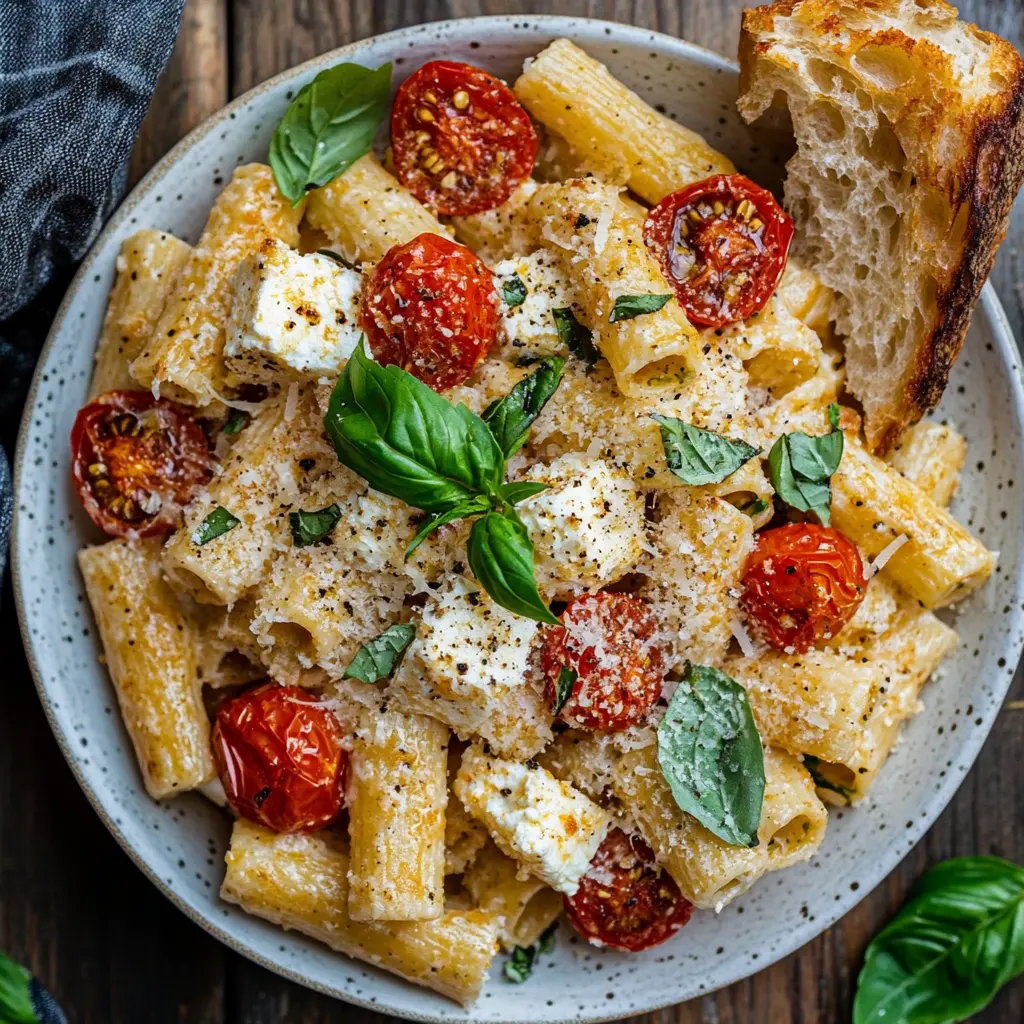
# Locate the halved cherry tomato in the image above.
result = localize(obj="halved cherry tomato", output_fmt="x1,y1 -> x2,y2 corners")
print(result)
391,60 -> 538,216
212,682 -> 348,834
740,522 -> 867,653
565,828 -> 693,951
70,389 -> 212,538
360,232 -> 498,391
643,173 -> 793,328
541,592 -> 664,731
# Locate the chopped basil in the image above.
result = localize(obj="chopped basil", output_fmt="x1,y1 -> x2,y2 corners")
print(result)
741,497 -> 769,516
482,356 -> 565,457
289,503 -> 342,547
652,415 -> 760,486
502,273 -> 528,309
552,666 -> 577,716
504,923 -> 557,983
552,307 -> 600,369
657,663 -> 765,848
192,506 -> 240,546
609,293 -> 673,322
269,62 -> 392,205
222,409 -> 249,435
344,623 -> 417,684
803,755 -> 854,802
316,247 -> 357,270
767,403 -> 843,525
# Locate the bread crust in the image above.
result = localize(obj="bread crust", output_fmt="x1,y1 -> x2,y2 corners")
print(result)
739,0 -> 1024,452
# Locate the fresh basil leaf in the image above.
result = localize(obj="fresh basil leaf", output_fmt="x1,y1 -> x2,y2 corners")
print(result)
498,481 -> 549,506
404,497 -> 491,560
767,403 -> 844,525
741,497 -> 769,517
466,512 -> 559,625
325,344 -> 505,513
657,663 -> 765,848
222,409 -> 249,435
609,293 -> 673,323
504,943 -> 537,983
854,857 -> 1024,1024
553,307 -> 600,369
502,273 -> 528,309
316,247 -> 357,270
652,415 -> 760,486
269,62 -> 392,205
482,356 -> 565,457
289,503 -> 342,547
802,755 -> 853,802
0,953 -> 38,1024
344,623 -> 417,684
552,666 -> 577,716
192,506 -> 240,546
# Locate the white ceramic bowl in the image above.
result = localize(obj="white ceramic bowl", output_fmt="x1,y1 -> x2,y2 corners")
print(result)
13,15 -> 1024,1022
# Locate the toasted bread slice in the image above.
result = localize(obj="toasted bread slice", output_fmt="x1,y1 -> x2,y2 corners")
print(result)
738,0 -> 1024,452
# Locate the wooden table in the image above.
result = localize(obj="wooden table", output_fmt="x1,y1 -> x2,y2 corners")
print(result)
2,1 -> 1024,1021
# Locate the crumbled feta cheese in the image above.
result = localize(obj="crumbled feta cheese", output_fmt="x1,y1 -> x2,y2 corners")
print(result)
454,744 -> 612,895
492,251 -> 574,360
224,238 -> 362,383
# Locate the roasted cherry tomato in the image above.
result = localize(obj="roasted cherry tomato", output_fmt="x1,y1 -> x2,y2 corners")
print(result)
391,60 -> 538,216
541,592 -> 664,731
740,522 -> 867,653
212,682 -> 348,834
643,173 -> 793,328
565,828 -> 693,951
360,232 -> 498,391
70,389 -> 212,538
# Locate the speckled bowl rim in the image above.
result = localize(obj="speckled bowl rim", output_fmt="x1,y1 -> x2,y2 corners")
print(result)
12,14 -> 1024,1022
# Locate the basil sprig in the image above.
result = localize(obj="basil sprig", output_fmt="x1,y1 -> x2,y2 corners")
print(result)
289,503 -> 342,547
0,952 -> 37,1023
552,307 -> 600,369
482,356 -> 565,458
657,663 -> 765,848
502,274 -> 528,309
610,293 -> 672,322
767,403 -> 843,525
652,416 -> 760,486
344,623 -> 417,684
324,345 -> 558,624
192,506 -> 240,546
854,857 -> 1024,1024
270,62 -> 392,205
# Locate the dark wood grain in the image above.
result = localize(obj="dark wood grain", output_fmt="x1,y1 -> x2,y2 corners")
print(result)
2,1 -> 1023,1021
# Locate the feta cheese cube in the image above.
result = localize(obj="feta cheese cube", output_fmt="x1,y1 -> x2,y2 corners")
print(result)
224,238 -> 362,384
454,743 -> 613,895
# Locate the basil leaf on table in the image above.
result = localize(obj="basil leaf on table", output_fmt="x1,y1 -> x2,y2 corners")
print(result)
552,666 -> 577,716
657,663 -> 765,848
289,503 -> 342,546
854,856 -> 1024,1024
404,497 -> 491,560
767,402 -> 843,525
270,62 -> 392,204
344,623 -> 417,684
609,293 -> 672,322
552,307 -> 600,369
466,512 -> 559,625
651,415 -> 760,486
0,953 -> 37,1024
502,274 -> 528,309
191,506 -> 240,546
482,356 -> 565,458
325,343 -> 505,513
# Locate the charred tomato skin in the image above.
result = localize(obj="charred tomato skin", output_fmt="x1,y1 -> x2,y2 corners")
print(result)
391,60 -> 538,216
565,827 -> 693,951
212,682 -> 348,834
541,591 -> 664,732
740,522 -> 868,653
70,389 -> 213,538
643,173 -> 793,328
359,232 -> 498,391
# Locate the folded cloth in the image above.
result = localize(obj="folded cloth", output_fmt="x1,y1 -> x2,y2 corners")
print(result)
0,0 -> 185,578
